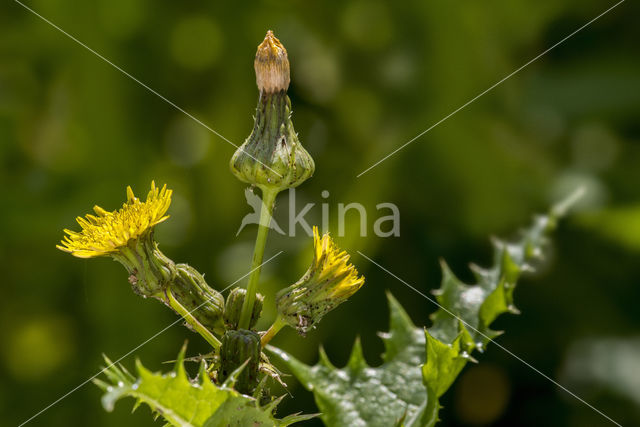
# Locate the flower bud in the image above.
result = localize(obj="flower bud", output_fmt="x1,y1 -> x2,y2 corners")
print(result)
230,30 -> 314,192
218,329 -> 261,395
113,244 -> 225,336
276,227 -> 365,335
224,287 -> 263,330
171,264 -> 225,335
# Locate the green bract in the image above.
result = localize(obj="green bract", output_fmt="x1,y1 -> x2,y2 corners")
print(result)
230,91 -> 315,192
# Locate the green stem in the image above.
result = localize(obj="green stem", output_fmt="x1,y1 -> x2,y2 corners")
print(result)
166,288 -> 221,350
260,316 -> 286,347
238,188 -> 278,330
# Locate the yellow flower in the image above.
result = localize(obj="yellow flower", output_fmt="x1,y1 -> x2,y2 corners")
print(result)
57,182 -> 172,258
57,182 -> 225,340
276,226 -> 365,335
309,227 -> 364,299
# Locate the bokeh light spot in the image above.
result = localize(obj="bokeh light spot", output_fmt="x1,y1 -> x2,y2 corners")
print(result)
2,315 -> 75,382
293,38 -> 341,104
571,122 -> 619,172
341,0 -> 394,51
164,115 -> 211,167
455,364 -> 511,425
170,16 -> 223,71
98,0 -> 147,39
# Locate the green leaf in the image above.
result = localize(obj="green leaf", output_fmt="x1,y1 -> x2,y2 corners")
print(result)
270,191 -> 580,426
423,328 -> 471,398
94,344 -> 316,427
202,395 -> 314,427
428,211 -> 553,349
268,293 -> 427,427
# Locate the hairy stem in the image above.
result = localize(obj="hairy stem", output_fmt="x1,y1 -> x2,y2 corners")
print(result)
239,188 -> 278,329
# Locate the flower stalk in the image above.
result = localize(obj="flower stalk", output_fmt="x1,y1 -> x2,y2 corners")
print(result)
260,316 -> 287,347
233,31 -> 315,331
238,187 -> 278,330
224,287 -> 264,330
166,288 -> 221,349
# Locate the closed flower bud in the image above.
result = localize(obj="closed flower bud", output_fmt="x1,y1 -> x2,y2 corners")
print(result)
275,227 -> 365,335
218,329 -> 261,395
224,287 -> 263,330
230,30 -> 314,192
171,264 -> 225,336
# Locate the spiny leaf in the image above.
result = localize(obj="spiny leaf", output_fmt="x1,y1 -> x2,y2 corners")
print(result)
268,293 -> 426,427
270,191 -> 580,426
94,346 -> 316,427
202,397 -> 317,427
428,212 -> 555,349
423,328 -> 472,398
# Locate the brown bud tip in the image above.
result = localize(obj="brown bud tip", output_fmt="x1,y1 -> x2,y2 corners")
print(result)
255,30 -> 290,93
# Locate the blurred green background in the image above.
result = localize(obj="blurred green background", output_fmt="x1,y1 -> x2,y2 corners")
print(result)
1,0 -> 639,426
